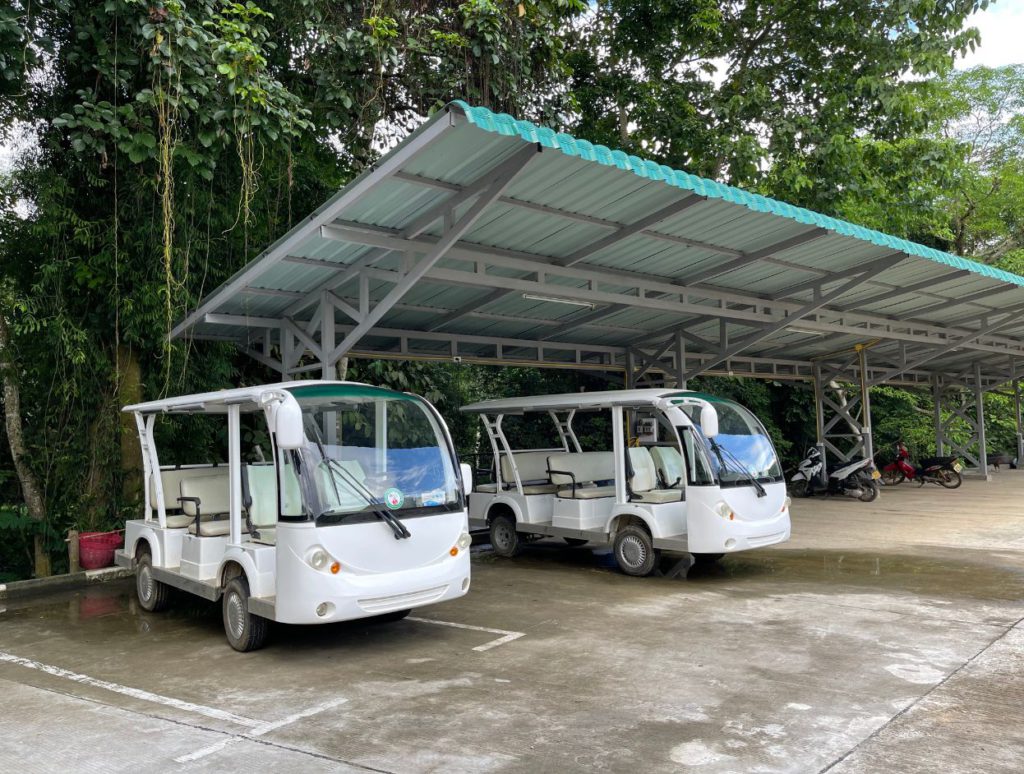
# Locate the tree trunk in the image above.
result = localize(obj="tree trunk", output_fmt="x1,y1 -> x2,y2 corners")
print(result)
117,345 -> 143,502
0,310 -> 49,576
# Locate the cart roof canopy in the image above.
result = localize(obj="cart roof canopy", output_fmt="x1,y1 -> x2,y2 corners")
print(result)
462,388 -> 701,414
122,380 -> 403,414
172,101 -> 1024,390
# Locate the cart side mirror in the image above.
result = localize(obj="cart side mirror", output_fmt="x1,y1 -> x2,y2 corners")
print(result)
701,405 -> 719,439
460,462 -> 473,497
272,393 -> 305,450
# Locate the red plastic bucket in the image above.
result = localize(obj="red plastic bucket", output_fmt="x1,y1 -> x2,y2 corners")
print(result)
79,531 -> 124,570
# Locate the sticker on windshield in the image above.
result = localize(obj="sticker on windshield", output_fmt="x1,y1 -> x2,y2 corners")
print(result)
384,487 -> 405,510
421,488 -> 445,507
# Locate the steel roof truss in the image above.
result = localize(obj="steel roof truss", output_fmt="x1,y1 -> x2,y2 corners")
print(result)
554,194 -> 706,268
326,143 -> 541,365
683,228 -> 828,286
683,253 -> 909,381
171,111 -> 457,339
320,220 -> 1024,358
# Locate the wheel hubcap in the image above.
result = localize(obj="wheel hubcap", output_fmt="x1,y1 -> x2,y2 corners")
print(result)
226,591 -> 246,640
138,564 -> 152,602
619,535 -> 647,568
494,523 -> 513,550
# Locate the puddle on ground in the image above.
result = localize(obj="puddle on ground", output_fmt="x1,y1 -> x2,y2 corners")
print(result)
686,547 -> 1024,600
475,539 -> 1024,602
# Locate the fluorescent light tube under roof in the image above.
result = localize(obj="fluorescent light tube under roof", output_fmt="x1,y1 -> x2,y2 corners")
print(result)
786,325 -> 827,335
521,293 -> 596,310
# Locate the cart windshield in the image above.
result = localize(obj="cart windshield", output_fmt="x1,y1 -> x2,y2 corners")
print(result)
284,385 -> 461,524
675,398 -> 782,487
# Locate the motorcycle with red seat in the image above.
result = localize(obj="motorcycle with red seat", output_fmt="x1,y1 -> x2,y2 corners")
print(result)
879,440 -> 963,488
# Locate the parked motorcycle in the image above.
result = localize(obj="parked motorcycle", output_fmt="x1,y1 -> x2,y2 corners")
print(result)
879,441 -> 963,488
788,447 -> 881,502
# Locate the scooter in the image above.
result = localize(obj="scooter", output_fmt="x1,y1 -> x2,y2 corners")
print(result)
880,441 -> 963,488
789,446 -> 881,502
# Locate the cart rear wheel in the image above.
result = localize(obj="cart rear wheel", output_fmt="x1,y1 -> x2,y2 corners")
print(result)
136,549 -> 171,613
489,513 -> 522,558
613,524 -> 658,577
223,576 -> 268,652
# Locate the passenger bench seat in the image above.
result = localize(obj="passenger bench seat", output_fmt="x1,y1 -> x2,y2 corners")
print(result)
629,447 -> 682,504
180,475 -> 231,536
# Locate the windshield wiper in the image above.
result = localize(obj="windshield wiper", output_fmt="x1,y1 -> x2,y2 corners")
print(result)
309,425 -> 411,539
709,439 -> 767,498
322,457 -> 411,540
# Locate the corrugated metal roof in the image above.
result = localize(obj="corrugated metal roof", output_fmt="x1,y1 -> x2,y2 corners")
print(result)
173,101 -> 1024,386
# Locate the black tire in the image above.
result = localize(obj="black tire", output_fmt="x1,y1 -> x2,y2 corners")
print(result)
562,537 -> 589,547
858,476 -> 880,502
938,469 -> 963,489
880,469 -> 904,486
788,479 -> 809,498
691,553 -> 724,566
489,513 -> 522,558
613,524 -> 658,577
372,608 -> 412,623
135,549 -> 171,613
222,576 -> 269,652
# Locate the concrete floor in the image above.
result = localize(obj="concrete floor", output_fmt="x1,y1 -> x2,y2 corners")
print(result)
2,474 -> 1023,773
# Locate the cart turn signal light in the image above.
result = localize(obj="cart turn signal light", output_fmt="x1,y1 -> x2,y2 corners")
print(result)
450,546 -> 459,556
330,561 -> 340,574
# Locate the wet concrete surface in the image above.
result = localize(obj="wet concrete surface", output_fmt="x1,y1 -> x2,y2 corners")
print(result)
2,474 -> 1024,772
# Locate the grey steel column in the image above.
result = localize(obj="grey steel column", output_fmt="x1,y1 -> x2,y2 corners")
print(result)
675,330 -> 687,389
974,361 -> 987,473
858,345 -> 873,461
932,374 -> 944,456
812,362 -> 827,486
1015,378 -> 1023,465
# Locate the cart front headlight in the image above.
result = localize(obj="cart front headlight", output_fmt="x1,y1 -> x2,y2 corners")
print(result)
783,496 -> 792,511
309,548 -> 329,570
714,501 -> 734,520
457,532 -> 472,550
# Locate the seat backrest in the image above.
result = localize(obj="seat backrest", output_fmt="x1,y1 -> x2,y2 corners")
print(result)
245,464 -> 278,528
499,451 -> 556,485
628,447 -> 658,493
180,473 -> 231,517
547,451 -> 615,487
317,459 -> 369,513
150,467 -> 223,511
650,446 -> 684,488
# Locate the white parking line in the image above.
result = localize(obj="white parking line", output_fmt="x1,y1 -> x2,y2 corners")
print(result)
407,617 -> 526,652
0,651 -> 260,728
175,697 -> 349,763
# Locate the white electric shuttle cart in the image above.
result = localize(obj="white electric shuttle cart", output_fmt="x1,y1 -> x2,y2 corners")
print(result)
462,389 -> 790,576
115,381 -> 472,651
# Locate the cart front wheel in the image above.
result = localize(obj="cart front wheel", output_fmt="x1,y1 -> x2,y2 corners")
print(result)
223,576 -> 268,652
614,524 -> 658,577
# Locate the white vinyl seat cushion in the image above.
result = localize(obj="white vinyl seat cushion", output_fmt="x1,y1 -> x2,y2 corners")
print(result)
476,481 -> 556,495
559,485 -> 616,500
631,489 -> 682,504
150,467 -> 224,513
187,519 -> 230,537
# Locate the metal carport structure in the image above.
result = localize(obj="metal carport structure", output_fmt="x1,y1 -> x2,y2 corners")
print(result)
172,101 -> 1024,474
